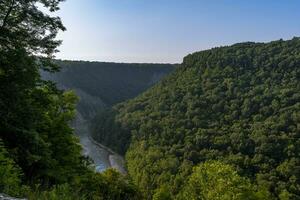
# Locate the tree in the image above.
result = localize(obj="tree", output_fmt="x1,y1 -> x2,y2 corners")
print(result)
153,185 -> 172,200
0,0 -> 86,186
0,2 -> 142,199
0,140 -> 24,197
0,0 -> 70,183
178,161 -> 261,200
96,38 -> 300,198
0,0 -> 65,58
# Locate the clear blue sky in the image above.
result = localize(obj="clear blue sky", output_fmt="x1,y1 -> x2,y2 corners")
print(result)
55,0 -> 300,63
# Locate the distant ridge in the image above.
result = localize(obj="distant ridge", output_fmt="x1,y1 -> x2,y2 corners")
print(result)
41,60 -> 175,120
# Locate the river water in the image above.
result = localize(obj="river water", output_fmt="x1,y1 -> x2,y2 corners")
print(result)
80,135 -> 110,172
74,115 -> 126,173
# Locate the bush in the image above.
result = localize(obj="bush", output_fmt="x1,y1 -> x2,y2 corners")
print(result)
177,161 -> 267,200
0,141 -> 25,197
27,184 -> 84,200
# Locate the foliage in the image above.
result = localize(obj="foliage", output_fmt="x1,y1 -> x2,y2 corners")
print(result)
27,174 -> 142,200
95,38 -> 300,199
0,1 -> 141,199
0,0 -> 65,71
153,185 -> 172,200
27,184 -> 84,200
25,169 -> 142,200
0,140 -> 26,197
77,168 -> 142,200
42,60 -> 174,120
177,161 -> 261,200
91,109 -> 131,154
49,60 -> 174,106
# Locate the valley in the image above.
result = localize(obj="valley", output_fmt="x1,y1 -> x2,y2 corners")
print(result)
40,39 -> 300,199
1,1 -> 299,199
91,38 -> 300,199
41,60 -> 175,172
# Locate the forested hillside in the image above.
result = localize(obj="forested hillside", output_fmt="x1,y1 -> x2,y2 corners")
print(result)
0,1 -> 141,199
42,61 -> 174,120
92,38 -> 300,199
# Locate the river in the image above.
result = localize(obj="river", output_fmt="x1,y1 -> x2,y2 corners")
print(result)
74,115 -> 126,173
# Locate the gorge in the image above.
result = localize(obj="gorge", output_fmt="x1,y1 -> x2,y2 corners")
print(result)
41,60 -> 175,172
2,1 -> 299,199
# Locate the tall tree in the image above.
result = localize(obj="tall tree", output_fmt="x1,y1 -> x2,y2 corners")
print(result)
0,1 -> 142,199
0,0 -> 65,71
0,0 -> 73,183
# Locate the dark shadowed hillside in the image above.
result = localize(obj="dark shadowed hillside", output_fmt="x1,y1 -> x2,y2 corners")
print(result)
41,60 -> 175,120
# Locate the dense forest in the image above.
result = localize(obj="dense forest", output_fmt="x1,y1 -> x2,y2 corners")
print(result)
92,38 -> 300,199
42,60 -> 174,120
0,1 -> 141,199
1,0 -> 300,200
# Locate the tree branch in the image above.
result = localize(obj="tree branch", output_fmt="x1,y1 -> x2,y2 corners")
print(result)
1,0 -> 16,29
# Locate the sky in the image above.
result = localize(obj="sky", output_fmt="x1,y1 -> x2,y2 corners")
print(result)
54,0 -> 300,63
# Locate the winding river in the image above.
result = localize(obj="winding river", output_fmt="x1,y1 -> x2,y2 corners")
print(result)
74,115 -> 126,173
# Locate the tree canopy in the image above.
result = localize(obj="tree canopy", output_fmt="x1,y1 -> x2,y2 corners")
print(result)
93,38 -> 300,199
0,1 -> 141,199
177,161 -> 261,200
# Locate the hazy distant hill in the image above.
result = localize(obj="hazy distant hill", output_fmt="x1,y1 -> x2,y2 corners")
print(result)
41,60 -> 175,120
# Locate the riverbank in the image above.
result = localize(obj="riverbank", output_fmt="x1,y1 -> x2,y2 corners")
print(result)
73,113 -> 126,173
89,137 -> 126,174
